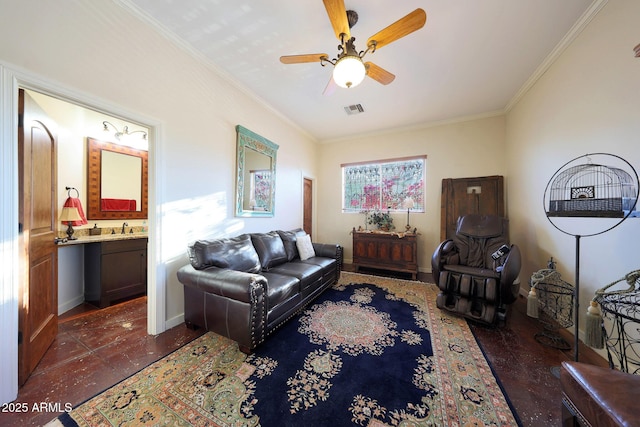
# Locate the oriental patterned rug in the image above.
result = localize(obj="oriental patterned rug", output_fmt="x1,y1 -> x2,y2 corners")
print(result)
50,272 -> 519,426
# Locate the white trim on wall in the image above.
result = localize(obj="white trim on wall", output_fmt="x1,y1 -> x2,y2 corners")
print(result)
146,124 -> 165,335
0,65 -> 20,405
0,62 -> 165,404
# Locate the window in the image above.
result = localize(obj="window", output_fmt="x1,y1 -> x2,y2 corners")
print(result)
342,156 -> 426,212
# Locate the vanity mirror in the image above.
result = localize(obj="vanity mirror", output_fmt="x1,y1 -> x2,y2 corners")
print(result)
235,125 -> 278,217
87,137 -> 148,219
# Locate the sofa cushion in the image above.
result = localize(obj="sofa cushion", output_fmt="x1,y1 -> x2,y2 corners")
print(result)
261,272 -> 301,307
277,228 -> 306,261
270,262 -> 323,292
251,231 -> 288,270
299,256 -> 336,271
296,234 -> 315,261
188,234 -> 261,273
262,272 -> 303,326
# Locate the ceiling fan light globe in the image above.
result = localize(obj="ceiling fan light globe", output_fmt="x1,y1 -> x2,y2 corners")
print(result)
333,55 -> 366,88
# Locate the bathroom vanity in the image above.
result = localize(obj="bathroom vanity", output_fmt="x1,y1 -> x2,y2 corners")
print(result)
84,237 -> 148,308
58,232 -> 148,309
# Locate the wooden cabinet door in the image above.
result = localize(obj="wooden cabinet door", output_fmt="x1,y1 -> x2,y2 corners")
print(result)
85,239 -> 147,308
352,232 -> 418,279
102,249 -> 146,301
440,176 -> 504,241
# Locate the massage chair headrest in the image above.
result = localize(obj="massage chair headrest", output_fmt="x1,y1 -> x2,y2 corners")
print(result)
456,214 -> 506,239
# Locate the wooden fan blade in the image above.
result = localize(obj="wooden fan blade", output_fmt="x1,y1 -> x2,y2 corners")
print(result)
366,8 -> 426,51
280,54 -> 329,64
323,0 -> 350,40
365,62 -> 395,85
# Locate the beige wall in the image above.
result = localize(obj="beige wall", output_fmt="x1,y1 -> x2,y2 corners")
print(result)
2,0 -> 639,403
505,0 -> 640,340
0,1 -> 318,325
316,0 -> 640,348
316,114 -> 507,270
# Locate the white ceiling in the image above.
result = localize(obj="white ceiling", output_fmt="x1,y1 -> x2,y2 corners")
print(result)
122,0 -> 596,142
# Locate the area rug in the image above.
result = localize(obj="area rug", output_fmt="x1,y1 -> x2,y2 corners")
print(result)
51,271 -> 519,426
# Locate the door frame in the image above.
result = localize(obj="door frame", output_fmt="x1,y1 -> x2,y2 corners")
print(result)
0,63 -> 165,404
302,174 -> 316,238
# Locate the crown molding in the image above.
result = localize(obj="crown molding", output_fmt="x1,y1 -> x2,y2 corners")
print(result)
505,0 -> 608,112
115,0 -> 317,144
319,110 -> 505,145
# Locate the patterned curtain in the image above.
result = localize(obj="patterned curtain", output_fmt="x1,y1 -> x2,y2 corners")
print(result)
343,158 -> 424,212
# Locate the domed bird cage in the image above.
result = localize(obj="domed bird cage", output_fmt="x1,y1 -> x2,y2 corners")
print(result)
543,153 -> 639,361
547,163 -> 638,218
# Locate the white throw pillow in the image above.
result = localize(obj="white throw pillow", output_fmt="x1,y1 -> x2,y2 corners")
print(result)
296,234 -> 315,261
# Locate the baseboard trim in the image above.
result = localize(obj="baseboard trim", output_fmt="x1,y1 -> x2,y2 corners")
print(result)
165,313 -> 185,330
58,295 -> 85,315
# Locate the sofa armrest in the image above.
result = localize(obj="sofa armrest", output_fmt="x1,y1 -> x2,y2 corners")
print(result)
178,264 -> 268,353
312,243 -> 343,261
313,243 -> 344,276
177,264 -> 267,303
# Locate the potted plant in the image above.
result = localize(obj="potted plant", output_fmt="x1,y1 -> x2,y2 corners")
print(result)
368,209 -> 394,231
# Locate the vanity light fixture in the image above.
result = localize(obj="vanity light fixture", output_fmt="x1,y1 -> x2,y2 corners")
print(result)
59,206 -> 82,240
102,121 -> 147,141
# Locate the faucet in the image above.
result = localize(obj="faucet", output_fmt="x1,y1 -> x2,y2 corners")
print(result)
121,222 -> 128,234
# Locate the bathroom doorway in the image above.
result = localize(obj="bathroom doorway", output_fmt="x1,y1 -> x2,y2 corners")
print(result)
14,86 -> 156,389
22,89 -> 151,314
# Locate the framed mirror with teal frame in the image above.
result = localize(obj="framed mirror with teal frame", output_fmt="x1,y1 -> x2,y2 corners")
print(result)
235,125 -> 278,217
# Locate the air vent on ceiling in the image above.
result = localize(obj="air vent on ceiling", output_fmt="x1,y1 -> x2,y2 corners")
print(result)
344,104 -> 365,115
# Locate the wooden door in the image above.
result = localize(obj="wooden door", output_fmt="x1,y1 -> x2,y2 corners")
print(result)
303,178 -> 312,238
440,176 -> 504,240
18,89 -> 58,386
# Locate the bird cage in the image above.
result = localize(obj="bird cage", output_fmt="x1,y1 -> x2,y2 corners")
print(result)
543,153 -> 639,362
530,269 -> 574,350
547,163 -> 637,218
595,271 -> 640,374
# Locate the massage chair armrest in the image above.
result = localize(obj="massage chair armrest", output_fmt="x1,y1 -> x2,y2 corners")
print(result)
177,264 -> 268,304
498,244 -> 521,284
497,244 -> 521,304
431,240 -> 458,282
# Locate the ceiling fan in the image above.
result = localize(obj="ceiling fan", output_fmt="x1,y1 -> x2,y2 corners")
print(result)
280,0 -> 426,92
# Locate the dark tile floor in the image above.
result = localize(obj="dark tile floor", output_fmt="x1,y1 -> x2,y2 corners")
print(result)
468,294 -> 607,426
1,270 -> 607,426
1,297 -> 205,427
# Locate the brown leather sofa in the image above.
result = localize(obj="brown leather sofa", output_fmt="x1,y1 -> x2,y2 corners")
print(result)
431,214 -> 521,324
560,361 -> 640,426
177,229 -> 343,353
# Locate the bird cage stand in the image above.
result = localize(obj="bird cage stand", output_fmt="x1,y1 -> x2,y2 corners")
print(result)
529,268 -> 574,350
543,153 -> 639,362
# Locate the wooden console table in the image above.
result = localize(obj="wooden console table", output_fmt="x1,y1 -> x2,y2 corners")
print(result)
352,228 -> 419,279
